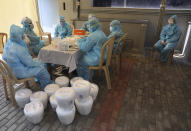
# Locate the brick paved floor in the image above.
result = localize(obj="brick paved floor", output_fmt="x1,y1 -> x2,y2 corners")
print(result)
0,50 -> 191,131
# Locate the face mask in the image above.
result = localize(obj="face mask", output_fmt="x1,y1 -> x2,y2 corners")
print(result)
110,27 -> 114,32
29,24 -> 34,29
60,21 -> 65,26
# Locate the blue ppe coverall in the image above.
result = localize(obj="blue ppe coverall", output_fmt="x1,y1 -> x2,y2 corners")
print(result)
81,14 -> 96,32
54,16 -> 72,39
21,17 -> 44,55
77,18 -> 108,80
3,25 -> 52,90
108,20 -> 124,53
153,15 -> 182,62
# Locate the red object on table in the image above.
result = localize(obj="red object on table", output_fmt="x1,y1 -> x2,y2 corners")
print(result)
73,29 -> 86,35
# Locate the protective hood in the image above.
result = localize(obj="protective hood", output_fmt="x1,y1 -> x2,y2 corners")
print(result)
169,15 -> 178,24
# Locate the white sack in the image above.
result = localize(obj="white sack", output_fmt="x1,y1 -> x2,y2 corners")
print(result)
70,77 -> 83,87
49,94 -> 57,111
44,84 -> 60,97
30,91 -> 48,109
75,96 -> 93,115
90,83 -> 99,101
56,105 -> 76,125
15,88 -> 32,108
55,76 -> 69,87
24,101 -> 44,124
73,80 -> 91,102
55,88 -> 75,110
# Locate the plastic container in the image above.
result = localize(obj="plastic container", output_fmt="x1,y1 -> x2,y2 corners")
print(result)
24,101 -> 44,124
49,94 -> 57,111
55,88 -> 75,110
75,96 -> 93,115
90,83 -> 99,101
56,105 -> 76,125
70,77 -> 83,87
73,80 -> 91,102
55,76 -> 69,87
30,91 -> 48,109
44,84 -> 60,97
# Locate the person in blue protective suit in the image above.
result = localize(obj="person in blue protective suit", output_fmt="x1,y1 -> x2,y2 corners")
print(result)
108,20 -> 123,52
54,16 -> 72,39
3,25 -> 52,90
153,15 -> 182,62
21,17 -> 44,55
77,18 -> 108,80
81,14 -> 96,32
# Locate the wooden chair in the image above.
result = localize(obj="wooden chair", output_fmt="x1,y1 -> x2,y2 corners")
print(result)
0,33 -> 8,54
88,36 -> 115,89
36,21 -> 52,45
167,50 -> 174,64
0,59 -> 37,106
112,33 -> 128,74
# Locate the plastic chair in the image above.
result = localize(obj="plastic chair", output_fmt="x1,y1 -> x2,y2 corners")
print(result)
36,21 -> 52,45
88,36 -> 115,89
112,33 -> 128,74
0,59 -> 37,106
0,33 -> 8,54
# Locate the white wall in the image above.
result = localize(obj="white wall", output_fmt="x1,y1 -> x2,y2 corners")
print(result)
38,0 -> 60,35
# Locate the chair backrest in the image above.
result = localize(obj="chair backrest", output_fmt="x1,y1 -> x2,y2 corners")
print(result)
99,36 -> 115,67
0,59 -> 18,82
0,33 -> 8,53
36,21 -> 44,36
114,33 -> 128,55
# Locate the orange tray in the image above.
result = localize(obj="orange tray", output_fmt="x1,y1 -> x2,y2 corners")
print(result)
73,29 -> 86,35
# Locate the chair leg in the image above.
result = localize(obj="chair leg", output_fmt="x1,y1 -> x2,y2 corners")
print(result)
104,66 -> 111,89
7,81 -> 17,106
31,79 -> 38,91
116,55 -> 120,74
88,68 -> 92,82
24,81 -> 30,88
48,34 -> 52,45
2,77 -> 8,100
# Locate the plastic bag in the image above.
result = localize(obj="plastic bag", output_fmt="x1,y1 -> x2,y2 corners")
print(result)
44,84 -> 60,97
55,76 -> 69,87
75,96 -> 93,115
55,88 -> 75,110
56,105 -> 76,125
70,77 -> 83,87
24,101 -> 44,124
15,88 -> 32,108
30,91 -> 48,109
73,80 -> 91,102
90,83 -> 99,101
49,94 -> 57,111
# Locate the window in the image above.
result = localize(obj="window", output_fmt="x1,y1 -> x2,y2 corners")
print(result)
92,0 -> 191,9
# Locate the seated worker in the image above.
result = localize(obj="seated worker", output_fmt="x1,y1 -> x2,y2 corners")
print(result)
77,18 -> 108,80
54,16 -> 72,39
108,20 -> 124,52
81,14 -> 96,32
153,15 -> 182,63
3,25 -> 52,90
21,17 -> 44,55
